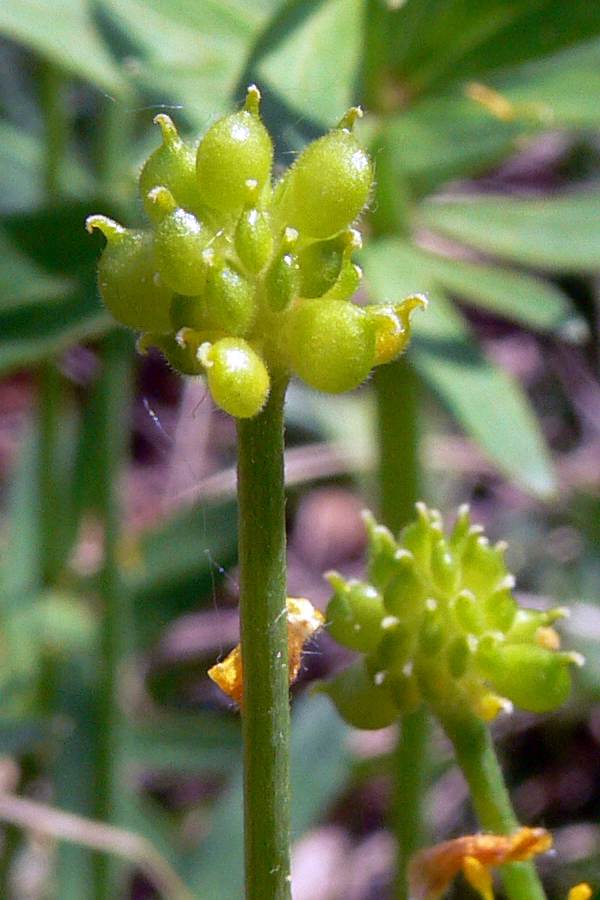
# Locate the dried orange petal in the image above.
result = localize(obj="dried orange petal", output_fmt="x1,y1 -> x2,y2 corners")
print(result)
408,827 -> 552,900
208,597 -> 324,707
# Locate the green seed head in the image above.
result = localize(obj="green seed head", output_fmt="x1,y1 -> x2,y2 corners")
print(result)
320,504 -> 584,725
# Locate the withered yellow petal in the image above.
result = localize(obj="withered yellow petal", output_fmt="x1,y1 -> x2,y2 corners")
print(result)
208,597 -> 324,707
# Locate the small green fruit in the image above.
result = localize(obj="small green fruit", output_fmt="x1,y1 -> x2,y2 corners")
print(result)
297,236 -> 345,298
139,114 -> 202,221
170,294 -> 209,333
326,573 -> 385,653
276,109 -> 373,239
285,297 -> 376,392
86,215 -> 172,332
235,205 -> 273,274
317,660 -> 400,730
154,204 -> 211,295
142,331 -> 205,376
476,639 -> 577,713
204,257 -> 256,335
200,337 -> 270,418
196,86 -> 273,212
265,229 -> 300,312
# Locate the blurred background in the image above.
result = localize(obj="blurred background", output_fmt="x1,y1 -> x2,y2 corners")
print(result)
1,1 -> 600,899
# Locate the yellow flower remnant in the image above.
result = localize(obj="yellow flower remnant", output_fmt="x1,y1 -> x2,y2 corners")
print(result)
568,885 -> 592,900
208,597 -> 325,706
408,827 -> 553,900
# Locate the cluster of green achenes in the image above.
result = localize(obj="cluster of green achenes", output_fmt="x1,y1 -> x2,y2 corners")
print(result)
320,504 -> 584,730
86,85 -> 425,417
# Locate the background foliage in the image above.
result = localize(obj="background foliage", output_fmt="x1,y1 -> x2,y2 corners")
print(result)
1,1 -> 600,898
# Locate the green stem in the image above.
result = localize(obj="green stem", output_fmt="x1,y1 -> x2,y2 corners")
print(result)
38,62 -> 68,201
236,375 -> 291,900
438,706 -> 548,900
374,358 -> 430,900
93,329 -> 134,900
374,357 -> 419,532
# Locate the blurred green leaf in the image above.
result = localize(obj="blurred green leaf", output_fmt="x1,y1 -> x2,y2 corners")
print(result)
0,0 -> 129,96
0,121 -> 95,214
126,499 -> 238,647
5,200 -> 110,275
1,424 -> 42,596
290,693 -> 352,837
413,308 -> 557,498
363,239 -> 557,497
419,192 -> 600,272
491,37 -> 600,130
0,229 -> 72,312
367,238 -> 579,335
421,252 -> 579,335
0,122 -> 44,212
374,97 -> 524,200
0,292 -> 110,377
100,0 -> 269,128
257,0 -> 366,126
52,668 -> 98,900
0,717 -> 57,755
130,710 -> 241,774
382,0 -> 600,98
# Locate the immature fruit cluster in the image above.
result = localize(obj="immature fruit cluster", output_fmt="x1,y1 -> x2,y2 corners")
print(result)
87,87 -> 426,417
319,504 -> 583,730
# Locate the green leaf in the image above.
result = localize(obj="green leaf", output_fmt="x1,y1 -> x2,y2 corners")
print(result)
363,239 -> 557,497
361,238 -> 578,334
290,693 -> 352,837
0,229 -> 72,313
52,669 -> 97,900
0,0 -> 129,96
0,121 -> 94,214
100,0 -> 268,128
381,0 -> 600,98
0,290 -> 111,377
127,499 -> 238,647
130,710 -> 241,774
370,238 -> 578,335
419,192 -> 600,273
490,37 -> 600,130
257,0 -> 366,126
374,98 -> 524,200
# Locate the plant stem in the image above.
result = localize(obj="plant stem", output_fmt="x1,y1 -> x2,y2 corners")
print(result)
236,375 -> 291,900
93,329 -> 134,900
38,61 -> 68,201
438,705 -> 548,900
374,357 -> 419,532
374,358 -> 430,900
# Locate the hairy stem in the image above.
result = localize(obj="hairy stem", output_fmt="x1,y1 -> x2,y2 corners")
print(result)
236,375 -> 291,900
440,706 -> 548,900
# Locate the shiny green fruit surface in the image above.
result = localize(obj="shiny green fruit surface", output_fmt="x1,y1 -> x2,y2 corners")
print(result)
286,298 -> 376,392
278,124 -> 372,239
